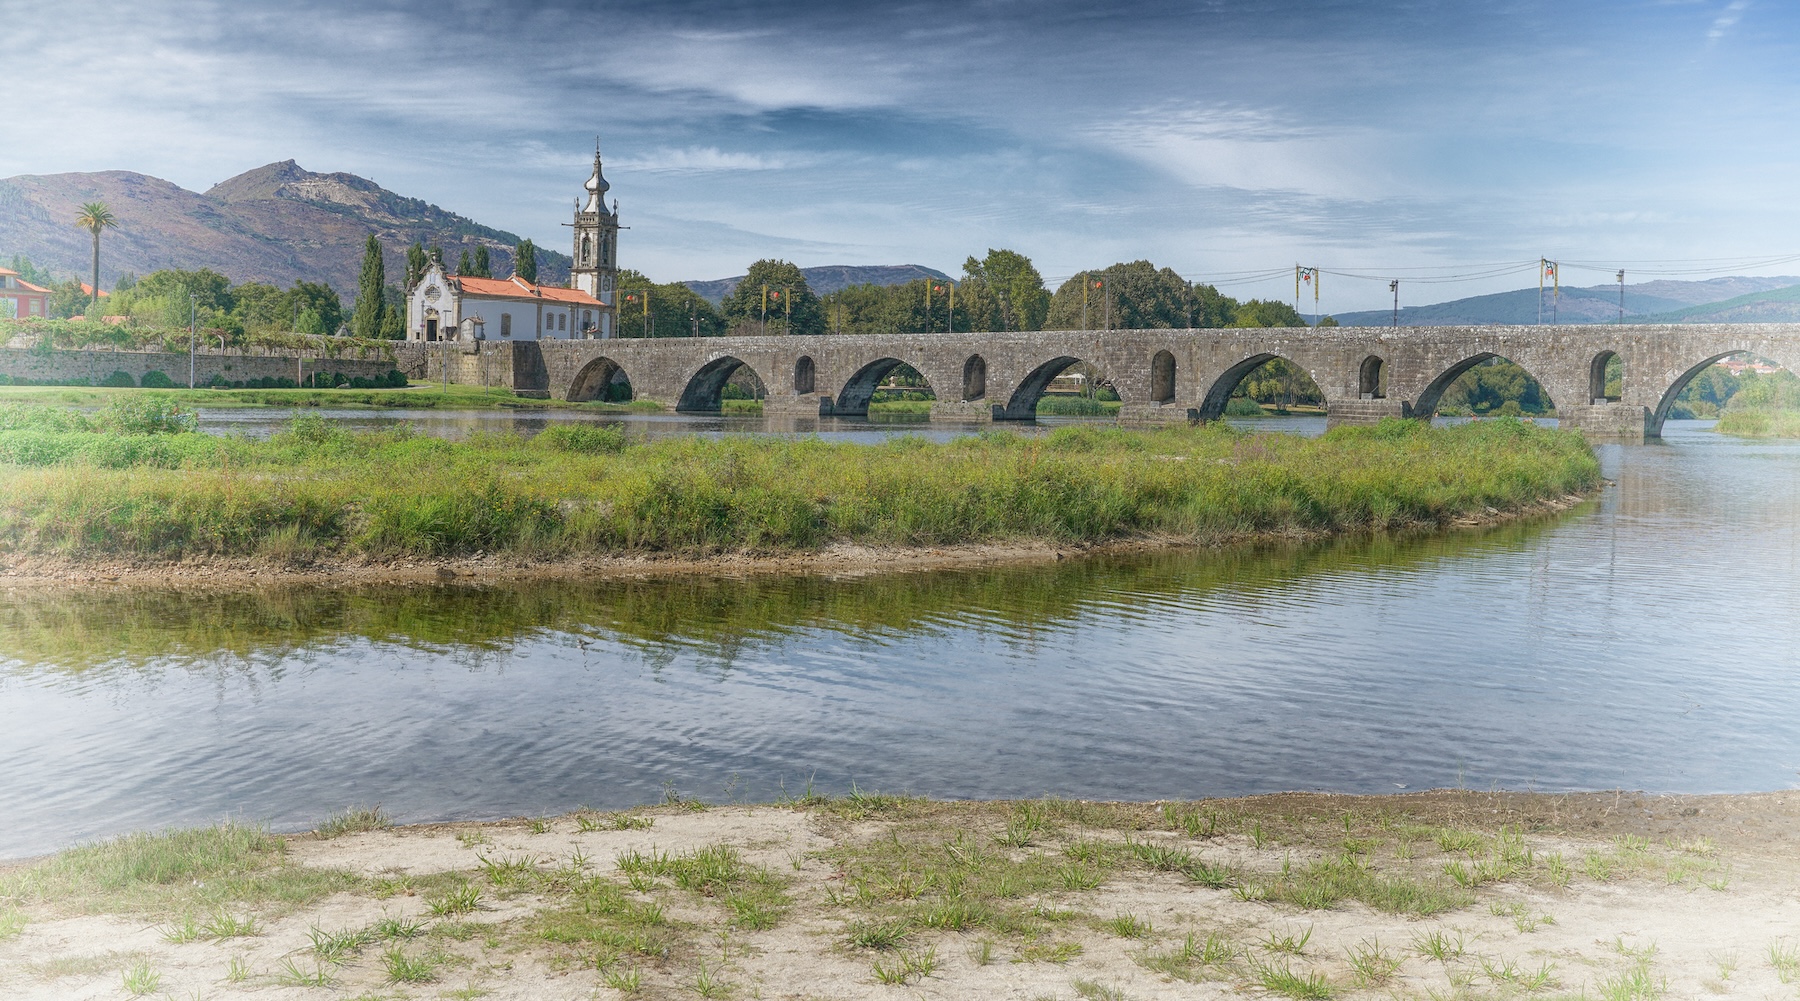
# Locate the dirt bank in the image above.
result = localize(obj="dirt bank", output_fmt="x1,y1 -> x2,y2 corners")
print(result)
2,788 -> 1794,1000
0,491 -> 1596,591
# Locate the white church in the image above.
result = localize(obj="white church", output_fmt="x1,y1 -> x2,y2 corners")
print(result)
406,145 -> 621,341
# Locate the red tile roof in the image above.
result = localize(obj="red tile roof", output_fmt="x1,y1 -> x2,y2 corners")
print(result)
454,274 -> 604,307
79,283 -> 110,298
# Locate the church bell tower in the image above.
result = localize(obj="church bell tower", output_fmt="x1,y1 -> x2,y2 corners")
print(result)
569,139 -> 620,337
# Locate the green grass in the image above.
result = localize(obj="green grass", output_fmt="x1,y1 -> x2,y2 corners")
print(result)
0,821 -> 359,917
1715,408 -> 1800,438
0,382 -> 661,412
0,413 -> 1600,562
1036,395 -> 1122,416
316,805 -> 392,838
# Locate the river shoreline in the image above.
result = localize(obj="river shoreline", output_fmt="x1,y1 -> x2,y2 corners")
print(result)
2,789 -> 1794,999
0,489 -> 1595,590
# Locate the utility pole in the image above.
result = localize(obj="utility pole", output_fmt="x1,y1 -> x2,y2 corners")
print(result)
1389,280 -> 1399,328
188,292 -> 197,388
783,285 -> 791,333
1103,279 -> 1111,331
1082,279 -> 1089,330
1617,269 -> 1626,324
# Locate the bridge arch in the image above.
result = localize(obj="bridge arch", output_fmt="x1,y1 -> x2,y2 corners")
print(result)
1359,355 -> 1385,399
677,355 -> 768,413
1415,353 -> 1556,418
1647,350 -> 1800,433
566,356 -> 633,403
1589,350 -> 1621,404
1151,350 -> 1176,404
1001,355 -> 1113,420
1198,353 -> 1322,420
834,357 -> 935,416
793,355 -> 815,395
962,354 -> 987,402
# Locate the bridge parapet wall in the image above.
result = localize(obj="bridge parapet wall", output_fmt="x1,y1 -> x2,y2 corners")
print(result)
408,323 -> 1800,440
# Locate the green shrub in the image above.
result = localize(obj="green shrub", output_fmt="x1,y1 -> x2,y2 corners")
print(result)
534,424 -> 626,454
101,398 -> 198,435
100,370 -> 136,388
140,370 -> 176,388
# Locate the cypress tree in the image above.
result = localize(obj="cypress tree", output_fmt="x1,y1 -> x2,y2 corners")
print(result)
474,245 -> 491,278
457,250 -> 473,275
515,239 -> 537,283
405,243 -> 428,291
351,233 -> 386,338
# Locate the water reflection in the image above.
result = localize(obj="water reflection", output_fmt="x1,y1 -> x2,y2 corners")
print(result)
2,421 -> 1798,858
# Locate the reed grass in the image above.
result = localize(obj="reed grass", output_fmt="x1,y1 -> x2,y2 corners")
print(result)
1715,408 -> 1800,438
0,414 -> 1599,562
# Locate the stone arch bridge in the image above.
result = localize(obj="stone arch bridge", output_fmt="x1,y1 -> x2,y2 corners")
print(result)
394,323 -> 1800,439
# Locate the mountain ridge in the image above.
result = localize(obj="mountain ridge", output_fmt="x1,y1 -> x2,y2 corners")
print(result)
1329,276 -> 1800,326
683,264 -> 953,304
0,163 -> 570,298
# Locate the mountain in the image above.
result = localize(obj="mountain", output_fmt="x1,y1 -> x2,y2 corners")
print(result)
1632,283 -> 1800,323
1329,276 -> 1800,326
685,264 -> 952,305
0,161 -> 570,298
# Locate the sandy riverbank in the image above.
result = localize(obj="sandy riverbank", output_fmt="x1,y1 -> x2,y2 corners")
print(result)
2,788 -> 1794,1000
0,491 -> 1596,591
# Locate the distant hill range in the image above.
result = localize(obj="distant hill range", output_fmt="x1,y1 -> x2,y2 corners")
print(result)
0,161 -> 570,297
683,264 -> 952,305
1330,276 -> 1800,326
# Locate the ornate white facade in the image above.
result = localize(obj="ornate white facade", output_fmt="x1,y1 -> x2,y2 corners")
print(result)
405,143 -> 620,341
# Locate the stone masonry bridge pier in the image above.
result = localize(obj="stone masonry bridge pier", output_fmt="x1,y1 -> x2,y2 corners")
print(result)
394,323 -> 1800,440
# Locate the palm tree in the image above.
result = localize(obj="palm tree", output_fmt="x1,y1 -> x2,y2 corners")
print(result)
73,201 -> 117,316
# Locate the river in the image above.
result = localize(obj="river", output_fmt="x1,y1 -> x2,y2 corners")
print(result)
1,419 -> 1796,859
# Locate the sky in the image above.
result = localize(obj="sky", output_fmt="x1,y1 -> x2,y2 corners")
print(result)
5,0 -> 1800,310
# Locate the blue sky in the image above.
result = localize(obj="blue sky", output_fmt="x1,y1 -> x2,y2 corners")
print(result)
5,0 -> 1799,310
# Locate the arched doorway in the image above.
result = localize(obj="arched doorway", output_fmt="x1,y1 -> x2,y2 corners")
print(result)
1359,355 -> 1385,399
1197,353 -> 1324,421
1002,356 -> 1117,419
566,356 -> 633,403
793,356 -> 815,395
678,356 -> 768,413
962,354 -> 987,402
834,357 -> 935,417
1416,354 -> 1556,418
1589,350 -> 1621,404
1151,350 -> 1176,404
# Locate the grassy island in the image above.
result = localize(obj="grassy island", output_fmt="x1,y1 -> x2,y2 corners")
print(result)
0,402 -> 1599,566
1714,408 -> 1800,438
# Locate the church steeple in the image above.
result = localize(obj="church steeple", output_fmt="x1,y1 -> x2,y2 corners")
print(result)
569,135 -> 621,336
583,139 -> 611,215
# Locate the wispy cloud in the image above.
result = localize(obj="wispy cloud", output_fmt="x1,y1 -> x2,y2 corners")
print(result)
614,148 -> 809,174
1086,105 -> 1393,200
1708,0 -> 1750,40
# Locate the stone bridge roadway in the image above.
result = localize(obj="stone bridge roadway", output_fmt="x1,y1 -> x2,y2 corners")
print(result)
396,323 -> 1800,439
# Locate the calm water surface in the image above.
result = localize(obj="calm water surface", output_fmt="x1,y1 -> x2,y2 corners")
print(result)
2,420 -> 1797,858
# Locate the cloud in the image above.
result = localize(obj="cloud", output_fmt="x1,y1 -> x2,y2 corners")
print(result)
1708,0 -> 1750,40
614,148 -> 808,174
1085,105 -> 1393,200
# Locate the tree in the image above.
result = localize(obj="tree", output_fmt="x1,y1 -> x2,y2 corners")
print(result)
352,234 -> 387,338
720,259 -> 824,335
73,201 -> 117,315
405,243 -> 429,291
963,249 -> 1048,331
1047,261 -> 1191,330
286,281 -> 344,335
1193,283 -> 1236,327
1316,315 -> 1340,327
457,250 -> 473,276
1229,299 -> 1307,328
515,239 -> 538,283
473,245 -> 491,278
616,270 -> 727,337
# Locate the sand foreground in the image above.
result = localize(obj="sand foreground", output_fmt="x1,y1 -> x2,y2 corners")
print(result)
1,790 -> 1796,1000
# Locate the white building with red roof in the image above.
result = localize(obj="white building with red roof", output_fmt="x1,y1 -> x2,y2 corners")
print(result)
0,268 -> 51,319
405,144 -> 620,341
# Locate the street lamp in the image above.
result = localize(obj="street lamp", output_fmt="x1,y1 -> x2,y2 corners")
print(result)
1389,281 -> 1399,328
188,291 -> 198,388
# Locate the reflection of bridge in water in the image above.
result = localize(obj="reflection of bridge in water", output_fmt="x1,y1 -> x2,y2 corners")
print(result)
394,323 -> 1800,440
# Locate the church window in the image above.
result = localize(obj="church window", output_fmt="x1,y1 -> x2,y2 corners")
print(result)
558,313 -> 566,331
581,236 -> 591,264
501,313 -> 512,337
